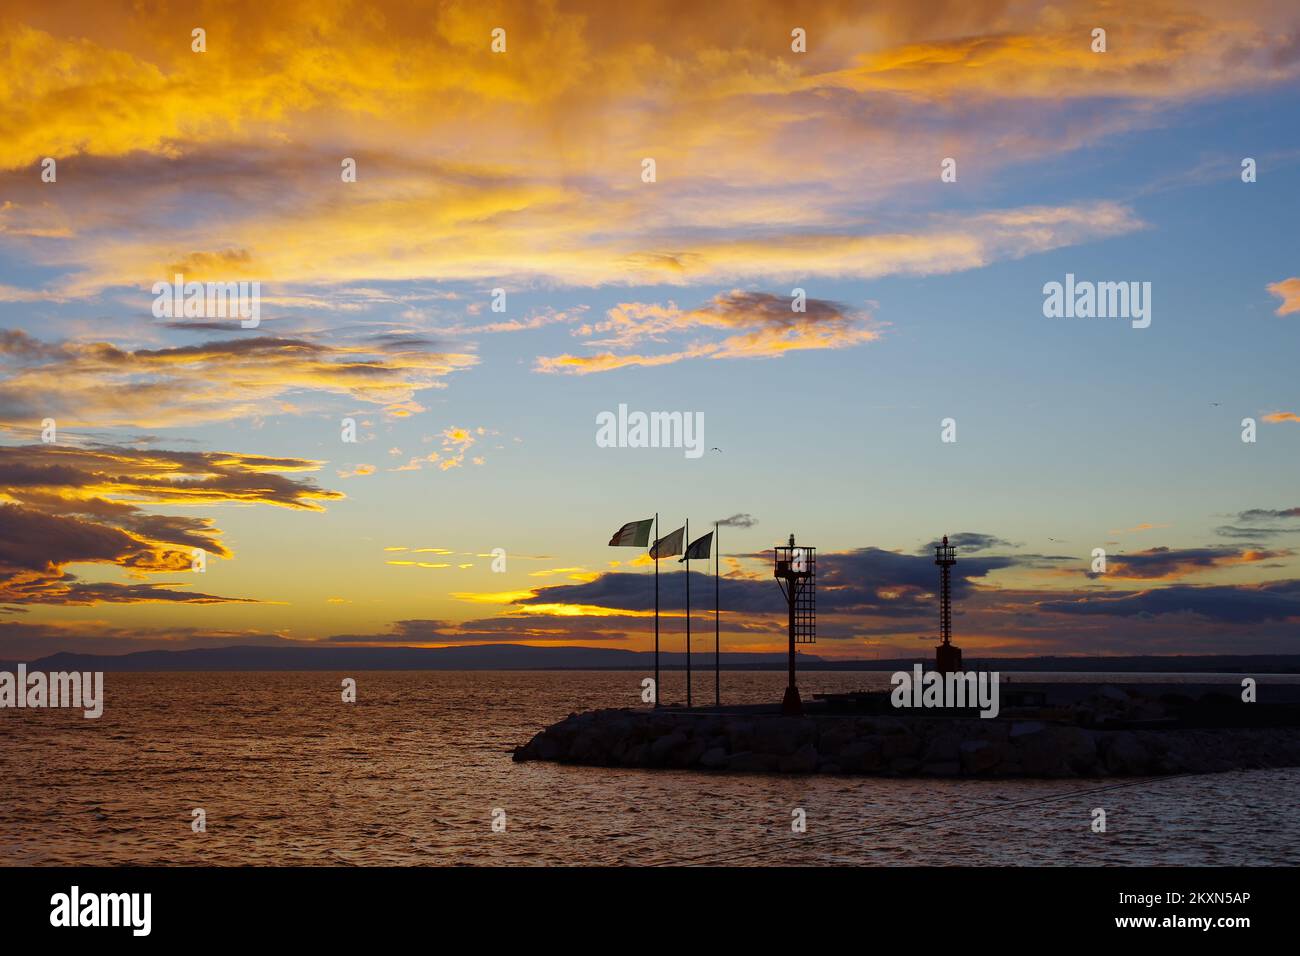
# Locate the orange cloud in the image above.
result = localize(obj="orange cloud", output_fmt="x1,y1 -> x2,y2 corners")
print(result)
388,425 -> 486,471
0,329 -> 475,429
1098,546 -> 1291,581
337,464 -> 376,478
0,2 -> 1219,298
1108,522 -> 1169,535
1266,277 -> 1300,315
539,289 -> 880,372
0,443 -> 340,604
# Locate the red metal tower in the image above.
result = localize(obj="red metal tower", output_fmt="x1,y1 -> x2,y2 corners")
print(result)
774,534 -> 816,715
934,535 -> 962,673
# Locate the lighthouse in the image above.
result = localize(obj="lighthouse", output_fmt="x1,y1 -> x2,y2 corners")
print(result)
773,534 -> 816,715
934,535 -> 963,674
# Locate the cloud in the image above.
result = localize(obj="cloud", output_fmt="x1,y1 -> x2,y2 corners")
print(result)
433,306 -> 589,336
717,513 -> 758,528
1214,525 -> 1300,540
0,329 -> 476,429
1238,507 -> 1300,521
1086,546 -> 1291,580
916,532 -> 1017,554
1267,277 -> 1300,315
337,464 -> 376,478
820,9 -> 1300,102
496,546 -> 1018,620
6,2 -> 1294,173
1215,508 -> 1300,539
0,574 -> 259,607
1,0 -> 1191,297
537,290 -> 880,372
438,533 -> 1300,649
391,425 -> 487,471
1039,580 -> 1300,624
0,443 -> 340,604
1108,522 -> 1169,535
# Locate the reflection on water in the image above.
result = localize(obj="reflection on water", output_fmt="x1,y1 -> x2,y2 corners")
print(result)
2,670 -> 1297,866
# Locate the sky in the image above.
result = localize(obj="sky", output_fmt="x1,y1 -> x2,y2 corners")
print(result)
1,0 -> 1299,661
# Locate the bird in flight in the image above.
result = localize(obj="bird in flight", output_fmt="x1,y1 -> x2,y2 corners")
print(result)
710,447 -> 722,453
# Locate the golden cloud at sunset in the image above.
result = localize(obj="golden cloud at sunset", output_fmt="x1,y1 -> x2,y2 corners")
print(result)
3,0 -> 1260,300
0,443 -> 341,605
0,329 -> 476,429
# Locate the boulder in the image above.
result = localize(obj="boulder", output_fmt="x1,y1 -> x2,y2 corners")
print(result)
753,717 -> 814,755
778,743 -> 819,773
839,738 -> 884,772
727,751 -> 776,772
569,729 -> 604,762
699,747 -> 728,769
649,730 -> 689,764
1103,731 -> 1149,774
881,732 -> 920,759
959,739 -> 1003,774
1057,727 -> 1100,775
1015,726 -> 1072,777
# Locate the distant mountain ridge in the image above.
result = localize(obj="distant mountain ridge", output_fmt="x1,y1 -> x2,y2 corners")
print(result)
9,643 -> 1300,673
16,643 -> 807,672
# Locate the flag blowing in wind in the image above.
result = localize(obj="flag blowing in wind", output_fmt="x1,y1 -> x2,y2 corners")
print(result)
650,526 -> 685,559
608,518 -> 654,547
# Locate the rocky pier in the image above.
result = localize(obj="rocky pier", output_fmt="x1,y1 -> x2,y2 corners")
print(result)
513,684 -> 1300,778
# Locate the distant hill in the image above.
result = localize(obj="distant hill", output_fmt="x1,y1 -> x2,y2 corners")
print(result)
21,643 -> 810,672
14,643 -> 1300,673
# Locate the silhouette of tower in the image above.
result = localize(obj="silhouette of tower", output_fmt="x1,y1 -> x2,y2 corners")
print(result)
934,535 -> 962,673
774,534 -> 815,715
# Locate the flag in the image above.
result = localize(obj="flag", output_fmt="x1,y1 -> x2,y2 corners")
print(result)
608,518 -> 653,547
650,526 -> 684,559
678,531 -> 713,562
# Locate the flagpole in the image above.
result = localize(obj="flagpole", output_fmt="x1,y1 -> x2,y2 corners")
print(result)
685,517 -> 691,709
654,512 -> 660,709
715,520 -> 720,708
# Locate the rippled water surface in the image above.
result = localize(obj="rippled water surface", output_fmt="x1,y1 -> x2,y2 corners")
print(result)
3,670 -> 1297,866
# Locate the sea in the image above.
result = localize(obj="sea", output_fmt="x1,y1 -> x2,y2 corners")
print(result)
2,670 -> 1298,866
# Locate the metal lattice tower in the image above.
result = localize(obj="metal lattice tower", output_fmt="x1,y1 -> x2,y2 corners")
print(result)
933,535 -> 962,673
774,534 -> 816,714
935,535 -> 955,646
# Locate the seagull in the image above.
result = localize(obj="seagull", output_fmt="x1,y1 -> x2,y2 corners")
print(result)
1210,402 -> 1221,407
710,447 -> 722,453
